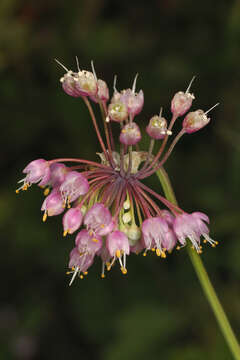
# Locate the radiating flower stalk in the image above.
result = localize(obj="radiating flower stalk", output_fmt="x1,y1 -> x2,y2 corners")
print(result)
16,59 -> 240,358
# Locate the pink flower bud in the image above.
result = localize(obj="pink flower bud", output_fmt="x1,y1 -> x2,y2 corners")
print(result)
84,203 -> 113,236
108,102 -> 128,123
74,70 -> 97,97
171,77 -> 195,117
60,71 -> 81,98
60,171 -> 89,206
146,115 -> 169,140
41,189 -> 64,221
49,163 -> 68,187
62,207 -> 83,236
119,122 -> 141,145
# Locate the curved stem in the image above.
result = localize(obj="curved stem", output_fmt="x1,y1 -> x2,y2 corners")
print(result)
157,167 -> 240,360
82,97 -> 109,161
48,158 -> 110,170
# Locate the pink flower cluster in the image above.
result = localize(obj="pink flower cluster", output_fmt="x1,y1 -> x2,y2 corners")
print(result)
16,59 -> 219,284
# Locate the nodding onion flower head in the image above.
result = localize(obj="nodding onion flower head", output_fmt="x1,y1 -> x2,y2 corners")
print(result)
16,58 -> 219,284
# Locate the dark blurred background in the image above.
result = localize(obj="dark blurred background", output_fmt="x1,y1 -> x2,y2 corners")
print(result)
1,0 -> 240,359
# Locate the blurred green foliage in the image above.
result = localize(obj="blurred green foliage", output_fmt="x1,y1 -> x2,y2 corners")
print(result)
1,0 -> 240,359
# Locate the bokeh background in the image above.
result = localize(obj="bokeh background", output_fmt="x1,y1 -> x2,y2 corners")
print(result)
1,0 -> 240,359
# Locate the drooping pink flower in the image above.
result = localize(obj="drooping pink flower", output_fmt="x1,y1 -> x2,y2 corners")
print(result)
142,217 -> 170,257
49,163 -> 68,187
84,203 -> 114,236
106,230 -> 130,274
68,247 -> 95,285
41,189 -> 64,221
17,159 -> 50,193
60,171 -> 89,207
62,207 -> 83,236
173,212 -> 217,252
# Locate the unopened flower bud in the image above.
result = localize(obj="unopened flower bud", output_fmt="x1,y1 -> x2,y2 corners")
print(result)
108,102 -> 128,123
119,122 -> 141,145
171,77 -> 195,117
146,115 -> 169,139
122,211 -> 132,224
127,224 -> 141,246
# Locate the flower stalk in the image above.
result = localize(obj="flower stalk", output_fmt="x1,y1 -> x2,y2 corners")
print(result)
157,167 -> 240,360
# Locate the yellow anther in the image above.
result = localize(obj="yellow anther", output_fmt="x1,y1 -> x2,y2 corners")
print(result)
83,271 -> 88,275
89,230 -> 93,236
156,249 -> 161,257
80,274 -> 84,279
15,189 -> 19,194
151,248 -> 155,252
44,188 -> 50,196
176,246 -> 181,250
161,252 -> 166,258
92,238 -> 99,243
42,212 -> 47,222
116,249 -> 121,258
143,252 -> 147,257
72,267 -> 75,271
63,230 -> 68,237
66,271 -> 71,275
121,267 -> 127,275
203,239 -> 207,243
23,184 -> 28,191
215,241 -> 219,245
211,244 -> 216,248
100,224 -> 105,228
101,274 -> 105,279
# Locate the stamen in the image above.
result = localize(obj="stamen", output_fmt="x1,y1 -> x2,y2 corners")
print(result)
116,249 -> 121,258
75,56 -> 80,72
42,212 -> 47,222
91,60 -> 97,81
132,73 -> 139,93
63,230 -> 68,237
186,76 -> 196,94
69,266 -> 79,286
44,188 -> 50,196
54,58 -> 69,72
204,103 -> 219,115
113,75 -> 118,93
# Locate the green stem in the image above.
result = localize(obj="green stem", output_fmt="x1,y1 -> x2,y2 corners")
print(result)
156,167 -> 240,360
